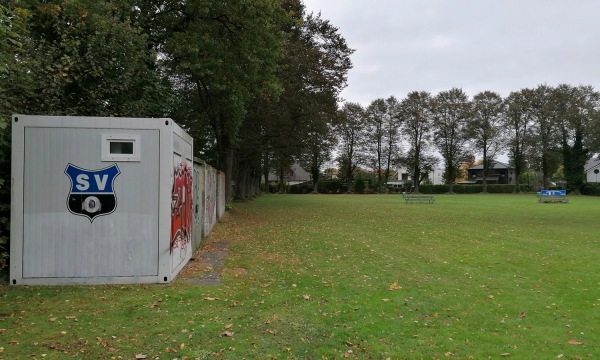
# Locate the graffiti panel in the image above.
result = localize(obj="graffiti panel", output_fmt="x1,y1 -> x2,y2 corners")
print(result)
204,167 -> 217,235
171,158 -> 193,267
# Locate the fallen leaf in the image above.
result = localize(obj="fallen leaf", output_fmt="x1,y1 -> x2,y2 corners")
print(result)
135,354 -> 147,359
224,324 -> 233,329
518,312 -> 526,318
556,354 -> 564,359
389,282 -> 402,290
500,353 -> 510,357
567,340 -> 582,345
381,298 -> 390,302
303,294 -> 312,300
49,318 -> 57,322
205,297 -> 219,301
65,316 -> 77,320
221,331 -> 234,337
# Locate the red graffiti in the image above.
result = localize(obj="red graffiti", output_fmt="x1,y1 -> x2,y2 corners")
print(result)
171,161 -> 192,253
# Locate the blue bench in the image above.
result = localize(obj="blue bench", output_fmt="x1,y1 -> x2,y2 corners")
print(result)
537,190 -> 569,203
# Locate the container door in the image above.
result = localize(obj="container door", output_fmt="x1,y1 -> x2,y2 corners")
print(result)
22,127 -> 160,278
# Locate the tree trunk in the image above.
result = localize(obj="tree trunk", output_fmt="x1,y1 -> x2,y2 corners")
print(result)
235,160 -> 249,200
447,164 -> 455,194
262,153 -> 270,193
413,164 -> 420,193
311,164 -> 320,193
223,150 -> 234,202
541,154 -> 550,189
482,145 -> 488,193
278,168 -> 285,193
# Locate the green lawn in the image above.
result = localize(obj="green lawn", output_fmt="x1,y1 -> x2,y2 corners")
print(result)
1,194 -> 599,359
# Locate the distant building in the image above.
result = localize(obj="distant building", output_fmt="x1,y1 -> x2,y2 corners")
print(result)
465,161 -> 515,185
394,167 -> 445,185
585,157 -> 600,183
267,163 -> 311,185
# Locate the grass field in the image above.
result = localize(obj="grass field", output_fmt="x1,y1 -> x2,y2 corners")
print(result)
1,193 -> 599,359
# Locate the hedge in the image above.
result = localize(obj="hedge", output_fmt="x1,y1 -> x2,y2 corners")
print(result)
418,184 -> 532,194
581,183 -> 600,196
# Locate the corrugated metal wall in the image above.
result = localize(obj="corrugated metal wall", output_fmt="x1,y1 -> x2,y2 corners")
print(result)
12,115 -> 226,285
217,171 -> 226,219
203,166 -> 218,237
22,127 -> 160,278
192,159 -> 205,249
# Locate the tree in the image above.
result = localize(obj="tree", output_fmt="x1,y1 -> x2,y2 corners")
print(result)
552,84 -> 599,193
0,3 -> 32,272
431,88 -> 471,193
382,96 -> 402,190
263,1 -> 352,195
365,99 -> 386,191
298,115 -> 336,194
162,0 -> 288,201
398,91 -> 435,193
504,88 -> 536,192
528,84 -> 561,189
469,91 -> 505,193
364,96 -> 402,192
336,102 -> 367,193
19,0 -> 173,117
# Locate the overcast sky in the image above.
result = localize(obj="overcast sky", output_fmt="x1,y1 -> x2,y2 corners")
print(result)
302,0 -> 600,106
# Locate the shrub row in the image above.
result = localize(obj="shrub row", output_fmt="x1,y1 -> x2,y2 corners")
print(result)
581,183 -> 600,196
419,184 -> 532,194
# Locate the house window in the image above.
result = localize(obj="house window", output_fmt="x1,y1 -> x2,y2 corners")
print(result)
102,134 -> 141,162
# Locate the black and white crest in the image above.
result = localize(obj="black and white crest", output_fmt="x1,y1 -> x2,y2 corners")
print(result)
64,163 -> 121,222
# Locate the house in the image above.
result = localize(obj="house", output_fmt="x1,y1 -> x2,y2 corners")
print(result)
394,167 -> 445,185
586,157 -> 600,183
427,168 -> 445,185
394,166 -> 412,185
465,161 -> 515,185
267,162 -> 311,185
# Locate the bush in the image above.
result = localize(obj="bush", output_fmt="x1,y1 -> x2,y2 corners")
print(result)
317,180 -> 348,194
289,182 -> 313,194
419,184 -> 449,194
0,121 -> 9,274
517,184 -> 532,192
581,183 -> 600,196
453,185 -> 483,194
353,178 -> 366,193
487,185 -> 516,193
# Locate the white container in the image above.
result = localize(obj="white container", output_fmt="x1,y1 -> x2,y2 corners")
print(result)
11,115 -> 193,285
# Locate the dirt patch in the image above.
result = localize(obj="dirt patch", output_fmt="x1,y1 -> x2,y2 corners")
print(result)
182,241 -> 248,286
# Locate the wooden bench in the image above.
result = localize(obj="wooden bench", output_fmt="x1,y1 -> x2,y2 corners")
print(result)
538,194 -> 569,203
402,193 -> 435,204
